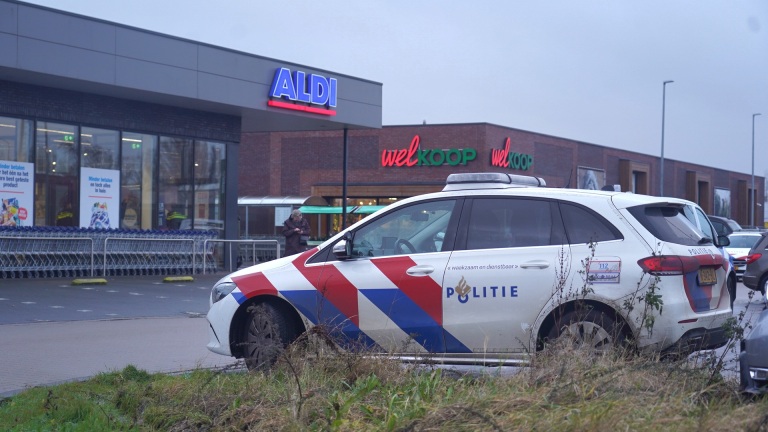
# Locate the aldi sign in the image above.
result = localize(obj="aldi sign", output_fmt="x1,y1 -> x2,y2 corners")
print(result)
268,67 -> 337,116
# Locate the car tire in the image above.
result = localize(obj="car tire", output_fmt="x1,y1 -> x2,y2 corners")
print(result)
243,302 -> 292,371
547,308 -> 629,354
739,351 -> 751,393
728,272 -> 737,309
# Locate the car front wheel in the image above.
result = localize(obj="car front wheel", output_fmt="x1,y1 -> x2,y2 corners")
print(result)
243,303 -> 292,371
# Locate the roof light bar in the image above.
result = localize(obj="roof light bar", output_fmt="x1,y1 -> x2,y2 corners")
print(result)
443,173 -> 546,191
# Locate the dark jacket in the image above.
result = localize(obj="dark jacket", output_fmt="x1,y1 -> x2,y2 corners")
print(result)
282,216 -> 311,256
56,209 -> 75,226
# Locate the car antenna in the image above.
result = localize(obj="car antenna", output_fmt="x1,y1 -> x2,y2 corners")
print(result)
564,167 -> 573,188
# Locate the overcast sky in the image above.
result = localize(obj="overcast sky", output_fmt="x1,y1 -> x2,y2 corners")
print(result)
23,1 -> 768,177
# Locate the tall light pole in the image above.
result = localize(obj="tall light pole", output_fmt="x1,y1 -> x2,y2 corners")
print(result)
752,113 -> 761,228
660,80 -> 674,196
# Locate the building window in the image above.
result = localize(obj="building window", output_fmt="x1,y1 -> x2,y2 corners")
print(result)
686,171 -> 712,213
159,136 -> 193,229
35,122 -> 78,226
619,160 -> 649,194
81,127 -> 119,170
194,140 -> 226,233
0,116 -> 33,162
121,132 -> 157,229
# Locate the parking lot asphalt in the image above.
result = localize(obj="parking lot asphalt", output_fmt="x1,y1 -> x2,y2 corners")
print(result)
1,275 -> 766,398
0,273 -> 242,397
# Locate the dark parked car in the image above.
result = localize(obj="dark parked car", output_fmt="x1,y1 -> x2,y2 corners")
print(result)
742,232 -> 768,301
707,215 -> 742,237
741,308 -> 768,394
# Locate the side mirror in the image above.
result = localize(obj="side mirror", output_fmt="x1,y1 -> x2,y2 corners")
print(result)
332,231 -> 355,260
717,235 -> 730,247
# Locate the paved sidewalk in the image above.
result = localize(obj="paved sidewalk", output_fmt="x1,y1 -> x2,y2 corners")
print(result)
0,316 -> 241,397
0,274 -> 241,397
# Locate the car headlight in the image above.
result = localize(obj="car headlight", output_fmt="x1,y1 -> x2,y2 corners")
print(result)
211,281 -> 237,304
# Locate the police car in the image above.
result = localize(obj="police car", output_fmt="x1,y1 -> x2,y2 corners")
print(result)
206,173 -> 733,370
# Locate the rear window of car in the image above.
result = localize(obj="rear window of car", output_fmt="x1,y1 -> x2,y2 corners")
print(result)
752,233 -> 768,252
728,235 -> 761,249
627,205 -> 708,246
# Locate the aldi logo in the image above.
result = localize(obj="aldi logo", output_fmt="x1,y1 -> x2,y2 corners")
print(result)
268,67 -> 337,116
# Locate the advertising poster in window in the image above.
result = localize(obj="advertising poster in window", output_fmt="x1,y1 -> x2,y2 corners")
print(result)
577,167 -> 605,190
714,188 -> 731,218
80,167 -> 120,229
0,160 -> 33,226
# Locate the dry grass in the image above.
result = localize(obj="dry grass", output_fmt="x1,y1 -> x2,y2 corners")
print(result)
3,339 -> 768,431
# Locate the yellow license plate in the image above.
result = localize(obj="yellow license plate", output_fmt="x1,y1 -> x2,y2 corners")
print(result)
698,267 -> 717,286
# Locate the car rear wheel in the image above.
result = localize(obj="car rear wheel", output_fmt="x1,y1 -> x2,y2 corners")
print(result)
548,308 -> 629,354
243,303 -> 292,371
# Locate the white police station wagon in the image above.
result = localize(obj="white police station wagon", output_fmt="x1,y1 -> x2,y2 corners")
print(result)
206,173 -> 733,370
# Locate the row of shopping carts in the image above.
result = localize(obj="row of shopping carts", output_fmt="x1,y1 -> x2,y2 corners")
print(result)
0,226 -> 220,278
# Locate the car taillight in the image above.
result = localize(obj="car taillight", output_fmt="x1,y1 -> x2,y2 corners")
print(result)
637,255 -> 701,275
745,253 -> 763,265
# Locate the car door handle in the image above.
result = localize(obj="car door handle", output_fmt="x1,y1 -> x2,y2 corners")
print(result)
406,265 -> 434,276
521,260 -> 550,269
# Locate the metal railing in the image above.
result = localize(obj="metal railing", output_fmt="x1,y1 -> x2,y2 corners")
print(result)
0,227 -> 220,278
202,239 -> 281,274
0,236 -> 94,278
103,237 -> 196,277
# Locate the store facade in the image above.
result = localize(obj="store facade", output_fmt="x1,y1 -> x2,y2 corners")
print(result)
240,123 -> 764,240
0,0 -> 382,242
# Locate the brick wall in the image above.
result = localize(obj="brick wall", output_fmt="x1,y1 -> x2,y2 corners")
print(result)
240,123 -> 764,225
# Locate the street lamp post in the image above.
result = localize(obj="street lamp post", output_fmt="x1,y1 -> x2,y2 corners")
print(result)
752,113 -> 761,228
660,80 -> 674,196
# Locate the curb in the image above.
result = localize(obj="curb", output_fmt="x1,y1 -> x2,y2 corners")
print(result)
163,276 -> 195,283
71,278 -> 108,286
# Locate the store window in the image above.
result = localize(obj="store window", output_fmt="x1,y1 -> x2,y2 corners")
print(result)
0,116 -> 33,162
121,132 -> 157,229
194,140 -> 226,234
0,116 -> 33,227
81,127 -> 119,170
35,122 -> 78,226
159,136 -> 193,229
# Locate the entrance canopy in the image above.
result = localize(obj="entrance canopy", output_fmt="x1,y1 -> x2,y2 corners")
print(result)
299,205 -> 386,215
238,196 -> 328,207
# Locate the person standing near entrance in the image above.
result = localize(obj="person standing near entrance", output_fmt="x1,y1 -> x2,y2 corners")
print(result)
56,201 -> 75,227
282,209 -> 310,256
166,206 -> 187,230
